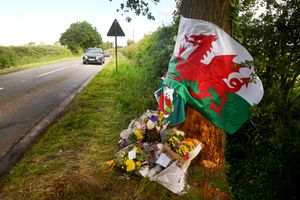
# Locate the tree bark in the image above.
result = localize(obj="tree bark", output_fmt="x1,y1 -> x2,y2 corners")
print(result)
180,0 -> 232,34
178,0 -> 233,169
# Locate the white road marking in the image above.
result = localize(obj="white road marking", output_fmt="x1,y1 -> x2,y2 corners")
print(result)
36,67 -> 69,78
0,87 -> 3,90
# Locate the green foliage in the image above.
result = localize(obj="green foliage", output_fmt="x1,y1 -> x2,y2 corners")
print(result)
230,0 -> 243,43
115,62 -> 159,121
122,25 -> 177,76
118,25 -> 177,120
109,0 -> 160,22
126,39 -> 134,46
227,0 -> 300,199
101,41 -> 113,50
0,48 -> 17,68
0,45 -> 73,70
96,22 -> 175,135
59,21 -> 102,54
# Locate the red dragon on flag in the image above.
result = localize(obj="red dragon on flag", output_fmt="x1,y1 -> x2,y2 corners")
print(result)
175,34 -> 250,114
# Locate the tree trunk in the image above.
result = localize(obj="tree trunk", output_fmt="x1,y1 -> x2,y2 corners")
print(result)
178,0 -> 233,169
180,0 -> 232,34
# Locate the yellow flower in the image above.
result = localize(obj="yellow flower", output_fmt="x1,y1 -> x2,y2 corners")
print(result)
169,136 -> 180,144
158,112 -> 164,121
133,129 -> 144,140
183,141 -> 195,151
135,161 -> 142,169
177,145 -> 189,156
176,148 -> 183,156
133,146 -> 141,154
125,159 -> 136,172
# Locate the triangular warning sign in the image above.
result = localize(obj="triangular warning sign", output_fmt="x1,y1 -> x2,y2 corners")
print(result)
107,19 -> 125,36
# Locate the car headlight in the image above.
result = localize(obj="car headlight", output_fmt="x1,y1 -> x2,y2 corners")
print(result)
96,56 -> 99,60
84,55 -> 88,59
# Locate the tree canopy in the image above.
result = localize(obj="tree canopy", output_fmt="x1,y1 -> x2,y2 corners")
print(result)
59,21 -> 102,54
108,0 -> 161,22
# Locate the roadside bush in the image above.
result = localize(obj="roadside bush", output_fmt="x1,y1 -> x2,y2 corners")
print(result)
226,1 -> 299,199
226,93 -> 299,200
122,25 -> 176,77
118,25 -> 176,121
0,45 -> 73,70
0,48 -> 17,69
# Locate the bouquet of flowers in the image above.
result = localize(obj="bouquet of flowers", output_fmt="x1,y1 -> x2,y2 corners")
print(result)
114,146 -> 147,174
119,110 -> 168,148
168,134 -> 196,160
111,110 -> 203,194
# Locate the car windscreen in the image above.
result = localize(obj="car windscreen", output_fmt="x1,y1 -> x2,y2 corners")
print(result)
86,49 -> 102,53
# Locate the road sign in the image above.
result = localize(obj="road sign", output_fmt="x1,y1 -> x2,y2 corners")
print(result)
107,19 -> 125,72
107,19 -> 125,36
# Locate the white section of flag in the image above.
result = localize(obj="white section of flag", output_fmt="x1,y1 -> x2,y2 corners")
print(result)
175,16 -> 264,105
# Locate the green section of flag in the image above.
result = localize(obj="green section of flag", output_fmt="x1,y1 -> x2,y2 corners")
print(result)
163,77 -> 250,134
165,91 -> 186,126
206,88 -> 250,134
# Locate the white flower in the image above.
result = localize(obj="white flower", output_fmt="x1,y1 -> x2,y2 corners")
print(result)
147,120 -> 155,130
175,129 -> 185,137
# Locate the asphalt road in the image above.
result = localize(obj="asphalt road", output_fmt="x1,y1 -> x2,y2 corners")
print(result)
0,57 -> 110,159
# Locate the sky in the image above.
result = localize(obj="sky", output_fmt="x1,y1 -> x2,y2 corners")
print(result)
0,0 -> 176,46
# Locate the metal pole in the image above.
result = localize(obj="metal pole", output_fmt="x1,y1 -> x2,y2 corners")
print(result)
115,36 -> 118,72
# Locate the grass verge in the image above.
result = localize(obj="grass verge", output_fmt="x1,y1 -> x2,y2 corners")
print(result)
0,53 -> 229,200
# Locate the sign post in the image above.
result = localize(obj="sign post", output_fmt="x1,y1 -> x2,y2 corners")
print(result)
107,19 -> 125,72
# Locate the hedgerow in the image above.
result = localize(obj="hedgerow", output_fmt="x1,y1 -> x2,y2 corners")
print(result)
0,45 -> 73,69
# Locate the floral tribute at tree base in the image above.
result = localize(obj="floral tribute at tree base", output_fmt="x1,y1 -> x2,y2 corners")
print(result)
110,110 -> 203,194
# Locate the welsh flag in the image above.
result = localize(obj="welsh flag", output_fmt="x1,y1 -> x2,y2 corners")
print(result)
159,16 -> 264,134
